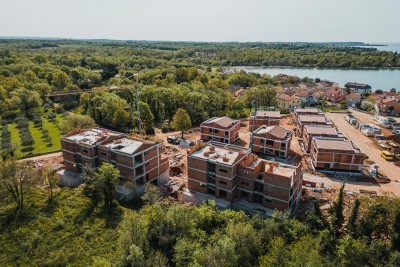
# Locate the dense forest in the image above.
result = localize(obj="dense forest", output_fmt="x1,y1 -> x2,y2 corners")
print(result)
1,39 -> 400,265
1,160 -> 400,266
1,39 -> 397,133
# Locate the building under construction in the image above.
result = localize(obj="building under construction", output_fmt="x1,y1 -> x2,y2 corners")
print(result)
61,128 -> 170,194
187,142 -> 303,215
248,111 -> 281,131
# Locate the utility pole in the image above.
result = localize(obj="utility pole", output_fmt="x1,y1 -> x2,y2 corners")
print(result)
134,78 -> 141,136
249,99 -> 257,149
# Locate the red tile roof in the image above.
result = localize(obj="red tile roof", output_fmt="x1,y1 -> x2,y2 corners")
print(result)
346,93 -> 362,99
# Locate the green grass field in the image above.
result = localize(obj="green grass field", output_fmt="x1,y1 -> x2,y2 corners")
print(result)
0,113 -> 64,158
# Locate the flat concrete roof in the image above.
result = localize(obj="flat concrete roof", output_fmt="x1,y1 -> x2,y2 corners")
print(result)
314,139 -> 357,151
298,115 -> 328,123
189,143 -> 249,166
103,137 -> 144,155
304,125 -> 338,135
263,162 -> 296,178
65,128 -> 120,146
251,111 -> 281,118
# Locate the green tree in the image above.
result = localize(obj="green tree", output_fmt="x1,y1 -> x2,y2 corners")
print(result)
392,210 -> 400,250
347,198 -> 360,237
33,83 -> 51,102
52,70 -> 71,91
40,165 -> 59,201
95,163 -> 120,207
259,237 -> 288,267
0,159 -> 35,213
112,108 -> 131,130
60,114 -> 96,134
329,183 -> 345,235
172,108 -> 192,139
9,88 -> 42,116
139,101 -> 154,132
141,184 -> 161,205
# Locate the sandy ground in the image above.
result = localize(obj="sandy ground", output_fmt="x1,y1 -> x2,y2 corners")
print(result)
323,111 -> 400,195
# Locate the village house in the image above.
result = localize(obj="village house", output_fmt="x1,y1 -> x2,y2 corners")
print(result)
200,117 -> 240,144
228,85 -> 244,94
382,91 -> 400,101
345,93 -> 362,107
377,99 -> 400,115
251,125 -> 292,158
369,93 -> 383,102
277,94 -> 302,110
302,125 -> 343,152
248,110 -> 281,131
61,128 -> 170,195
345,82 -> 372,94
296,115 -> 332,136
310,138 -> 366,172
324,87 -> 348,103
296,91 -> 319,105
234,88 -> 247,97
187,142 -> 303,215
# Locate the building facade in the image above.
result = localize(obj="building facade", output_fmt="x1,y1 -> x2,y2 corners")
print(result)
276,94 -> 302,110
310,138 -> 366,172
187,142 -> 303,215
345,82 -> 372,94
61,128 -> 169,189
98,137 -> 169,187
302,125 -> 342,152
200,117 -> 240,144
61,128 -> 123,173
324,87 -> 348,103
248,111 -> 281,131
296,115 -> 331,136
345,93 -> 362,107
251,125 -> 292,158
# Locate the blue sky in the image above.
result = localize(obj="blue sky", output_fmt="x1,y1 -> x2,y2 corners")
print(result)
1,0 -> 399,42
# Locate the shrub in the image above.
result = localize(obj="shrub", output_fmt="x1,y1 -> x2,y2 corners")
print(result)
21,146 -> 34,152
55,105 -> 64,114
15,116 -> 29,128
45,136 -> 53,144
46,112 -> 56,120
21,134 -> 34,146
41,128 -> 49,138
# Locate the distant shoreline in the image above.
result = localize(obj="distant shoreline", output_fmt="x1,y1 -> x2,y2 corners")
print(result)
230,66 -> 400,70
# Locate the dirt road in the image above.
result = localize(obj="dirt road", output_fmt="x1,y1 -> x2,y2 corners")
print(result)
324,111 -> 400,195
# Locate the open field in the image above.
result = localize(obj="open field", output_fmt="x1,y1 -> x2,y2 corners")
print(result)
0,113 -> 63,158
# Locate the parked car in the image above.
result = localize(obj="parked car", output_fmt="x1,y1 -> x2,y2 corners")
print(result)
388,118 -> 397,123
381,151 -> 394,161
393,129 -> 400,135
167,136 -> 180,144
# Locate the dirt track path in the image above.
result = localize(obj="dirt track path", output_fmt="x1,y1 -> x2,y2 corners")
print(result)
323,111 -> 400,195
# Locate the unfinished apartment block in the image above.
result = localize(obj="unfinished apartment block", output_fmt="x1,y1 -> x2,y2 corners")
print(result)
310,138 -> 366,172
61,128 -> 169,190
200,117 -> 240,144
248,111 -> 281,131
296,115 -> 331,136
251,125 -> 292,158
294,108 -> 323,117
302,125 -> 343,152
98,137 -> 169,188
61,128 -> 123,172
187,142 -> 303,215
